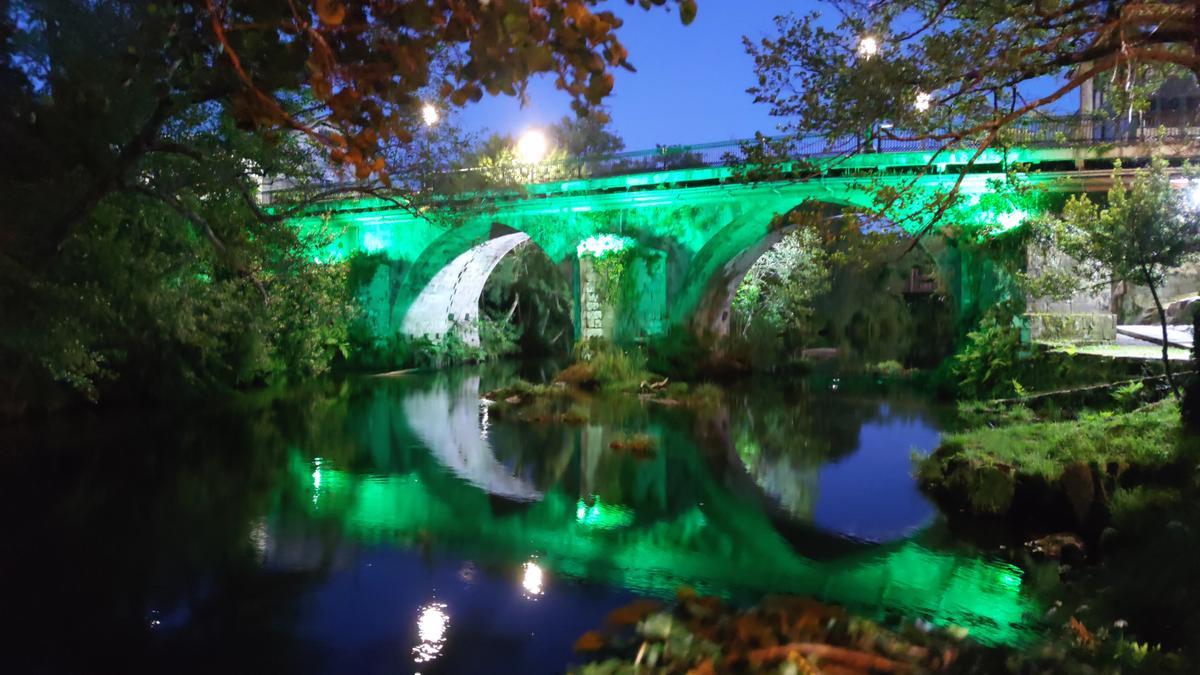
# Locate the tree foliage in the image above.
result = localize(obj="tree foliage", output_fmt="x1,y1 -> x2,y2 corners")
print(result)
1035,158 -> 1200,396
0,0 -> 693,411
745,1 -> 1200,232
731,226 -> 829,348
459,111 -> 626,186
481,240 -> 574,355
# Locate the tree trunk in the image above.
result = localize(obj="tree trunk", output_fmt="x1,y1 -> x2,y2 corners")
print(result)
1144,269 -> 1180,399
1184,309 -> 1200,430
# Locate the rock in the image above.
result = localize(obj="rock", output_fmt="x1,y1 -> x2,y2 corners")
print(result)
1026,532 -> 1087,560
801,347 -> 839,361
1167,296 -> 1200,325
1060,462 -> 1095,526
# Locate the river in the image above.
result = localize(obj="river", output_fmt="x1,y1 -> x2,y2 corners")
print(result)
1,365 -> 1040,673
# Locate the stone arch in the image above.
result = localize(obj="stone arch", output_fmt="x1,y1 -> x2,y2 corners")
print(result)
679,200 -> 950,340
396,222 -> 572,347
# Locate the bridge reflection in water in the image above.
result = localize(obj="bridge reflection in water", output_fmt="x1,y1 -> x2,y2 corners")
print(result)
266,370 -> 1040,648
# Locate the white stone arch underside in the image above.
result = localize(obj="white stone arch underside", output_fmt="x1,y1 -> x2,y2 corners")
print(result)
401,231 -> 532,346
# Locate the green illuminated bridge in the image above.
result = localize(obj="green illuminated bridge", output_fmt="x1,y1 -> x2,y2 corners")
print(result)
281,117 -> 1198,345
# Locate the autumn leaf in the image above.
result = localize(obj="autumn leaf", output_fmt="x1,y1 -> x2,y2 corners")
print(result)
573,630 -> 606,652
1068,616 -> 1095,649
606,599 -> 662,626
679,0 -> 697,25
315,0 -> 346,26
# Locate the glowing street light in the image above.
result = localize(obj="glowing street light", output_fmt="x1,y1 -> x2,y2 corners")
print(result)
1188,180 -> 1200,210
914,91 -> 932,113
516,129 -> 548,164
857,35 -> 880,59
521,560 -> 544,597
421,102 -> 439,127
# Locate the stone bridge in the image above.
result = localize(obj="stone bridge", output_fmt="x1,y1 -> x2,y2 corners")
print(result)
283,127 -> 1186,346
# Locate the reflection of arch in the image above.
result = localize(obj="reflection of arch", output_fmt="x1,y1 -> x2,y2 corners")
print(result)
398,223 -> 569,347
402,375 -> 543,502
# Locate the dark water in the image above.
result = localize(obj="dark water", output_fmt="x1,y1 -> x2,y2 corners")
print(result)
1,366 -> 1040,674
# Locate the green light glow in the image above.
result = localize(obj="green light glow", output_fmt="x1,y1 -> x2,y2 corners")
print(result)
286,151 -> 1058,340
281,447 -> 1040,646
575,497 -> 635,529
991,208 -> 1030,234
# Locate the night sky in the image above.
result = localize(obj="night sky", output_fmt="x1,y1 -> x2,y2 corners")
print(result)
457,0 -> 810,150
456,0 -> 1076,151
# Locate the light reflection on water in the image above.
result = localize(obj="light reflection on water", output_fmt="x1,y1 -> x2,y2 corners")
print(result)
268,369 -> 1040,656
0,366 -> 1041,674
413,602 -> 449,665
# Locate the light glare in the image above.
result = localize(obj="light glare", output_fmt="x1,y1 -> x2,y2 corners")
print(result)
1187,181 -> 1200,210
914,91 -> 932,113
517,129 -> 548,164
421,103 -> 439,126
857,35 -> 880,59
522,561 -> 544,596
413,603 -> 449,664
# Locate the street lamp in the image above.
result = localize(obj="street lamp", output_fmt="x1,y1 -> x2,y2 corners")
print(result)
421,102 -> 439,127
1187,180 -> 1200,211
857,35 -> 880,59
516,129 -> 548,164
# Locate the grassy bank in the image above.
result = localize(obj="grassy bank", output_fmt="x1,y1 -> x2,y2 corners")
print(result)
917,400 -> 1198,531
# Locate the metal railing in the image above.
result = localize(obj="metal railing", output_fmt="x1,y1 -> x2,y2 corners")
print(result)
259,112 -> 1200,205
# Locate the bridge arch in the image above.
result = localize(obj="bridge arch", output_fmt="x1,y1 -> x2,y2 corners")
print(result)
679,200 -> 951,354
396,221 -> 574,347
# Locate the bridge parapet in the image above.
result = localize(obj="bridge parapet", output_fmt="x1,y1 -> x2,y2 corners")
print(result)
264,113 -> 1200,207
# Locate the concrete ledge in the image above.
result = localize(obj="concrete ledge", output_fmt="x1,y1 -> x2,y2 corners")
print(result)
1027,312 -> 1117,343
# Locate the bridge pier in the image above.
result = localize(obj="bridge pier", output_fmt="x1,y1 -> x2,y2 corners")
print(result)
576,248 -> 669,343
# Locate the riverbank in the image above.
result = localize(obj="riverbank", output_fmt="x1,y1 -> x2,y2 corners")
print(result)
915,395 -> 1200,671
917,400 -> 1196,535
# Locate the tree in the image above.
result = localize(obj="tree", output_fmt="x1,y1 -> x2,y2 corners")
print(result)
1036,158 -> 1200,397
744,1 -> 1200,235
4,1 -> 695,260
551,112 -> 626,157
459,112 -> 625,185
0,0 -> 694,410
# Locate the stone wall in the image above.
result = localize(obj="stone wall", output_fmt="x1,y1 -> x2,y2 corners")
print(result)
1027,247 -> 1200,337
579,256 -> 609,340
1026,246 -> 1116,343
1113,261 -> 1200,324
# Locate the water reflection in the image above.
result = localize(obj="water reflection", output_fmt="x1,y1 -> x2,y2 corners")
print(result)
268,370 -> 1039,648
522,561 -> 544,597
413,602 -> 450,664
721,383 -> 940,541
0,367 -> 1040,674
404,376 -> 542,502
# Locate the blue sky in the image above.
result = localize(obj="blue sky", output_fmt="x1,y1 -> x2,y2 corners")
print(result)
456,0 -> 804,151
454,1 -> 1081,151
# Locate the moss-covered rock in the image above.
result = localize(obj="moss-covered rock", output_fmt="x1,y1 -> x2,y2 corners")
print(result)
917,401 -> 1195,540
